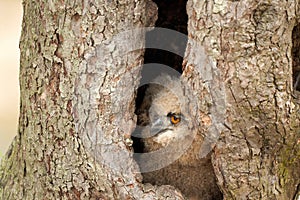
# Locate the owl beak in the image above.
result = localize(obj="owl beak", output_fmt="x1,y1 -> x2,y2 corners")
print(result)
150,117 -> 165,136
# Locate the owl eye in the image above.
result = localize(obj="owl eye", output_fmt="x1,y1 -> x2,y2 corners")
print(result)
168,113 -> 181,125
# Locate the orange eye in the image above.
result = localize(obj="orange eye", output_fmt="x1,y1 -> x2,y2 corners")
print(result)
170,114 -> 181,125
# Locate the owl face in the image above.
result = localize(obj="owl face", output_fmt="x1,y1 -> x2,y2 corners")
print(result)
144,88 -> 190,147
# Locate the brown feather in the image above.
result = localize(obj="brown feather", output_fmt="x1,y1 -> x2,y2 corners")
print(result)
136,75 -> 222,200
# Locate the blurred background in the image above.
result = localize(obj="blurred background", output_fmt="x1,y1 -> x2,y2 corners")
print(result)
0,0 -> 22,159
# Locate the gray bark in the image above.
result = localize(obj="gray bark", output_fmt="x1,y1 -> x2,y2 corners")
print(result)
0,0 -> 183,199
0,0 -> 299,200
184,0 -> 300,199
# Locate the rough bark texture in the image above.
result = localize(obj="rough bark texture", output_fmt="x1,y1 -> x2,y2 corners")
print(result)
0,0 -> 183,199
184,0 -> 300,199
0,0 -> 299,199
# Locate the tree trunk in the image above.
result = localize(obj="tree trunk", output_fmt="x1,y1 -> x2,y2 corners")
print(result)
184,0 -> 300,199
0,0 -> 299,200
0,0 -> 179,199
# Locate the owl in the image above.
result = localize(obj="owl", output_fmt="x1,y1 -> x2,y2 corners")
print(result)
133,74 -> 222,200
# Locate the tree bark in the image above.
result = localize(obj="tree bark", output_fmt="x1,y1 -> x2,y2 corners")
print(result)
0,0 -> 299,199
184,0 -> 300,199
0,0 -> 183,199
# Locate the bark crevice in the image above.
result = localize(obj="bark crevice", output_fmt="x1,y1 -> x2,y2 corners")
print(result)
292,24 -> 300,92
